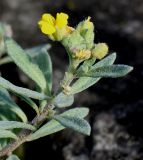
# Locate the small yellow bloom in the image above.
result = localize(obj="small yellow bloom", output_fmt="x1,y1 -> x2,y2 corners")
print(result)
38,12 -> 71,40
73,49 -> 91,60
92,43 -> 109,59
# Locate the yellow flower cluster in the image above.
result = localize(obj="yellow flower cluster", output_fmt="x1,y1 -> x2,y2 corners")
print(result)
38,12 -> 109,60
38,12 -> 73,41
73,49 -> 91,60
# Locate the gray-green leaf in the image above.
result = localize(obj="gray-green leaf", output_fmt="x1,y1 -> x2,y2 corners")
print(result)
26,44 -> 52,93
70,53 -> 117,94
5,38 -> 47,92
78,65 -> 133,78
0,87 -> 27,122
54,92 -> 74,108
0,121 -> 36,130
27,107 -> 89,141
61,107 -> 89,118
0,130 -> 17,139
16,94 -> 39,115
0,76 -> 48,100
54,115 -> 91,135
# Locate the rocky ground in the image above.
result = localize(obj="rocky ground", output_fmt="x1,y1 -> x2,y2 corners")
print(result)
1,0 -> 143,160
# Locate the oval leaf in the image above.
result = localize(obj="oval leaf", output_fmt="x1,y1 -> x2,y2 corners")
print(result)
61,107 -> 89,118
54,115 -> 91,135
54,92 -> 74,108
28,107 -> 89,141
5,38 -> 47,91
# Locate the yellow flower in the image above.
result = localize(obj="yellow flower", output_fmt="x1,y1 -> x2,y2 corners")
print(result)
92,43 -> 109,59
38,12 -> 71,40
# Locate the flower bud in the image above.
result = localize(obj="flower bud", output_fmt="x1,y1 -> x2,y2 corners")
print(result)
62,30 -> 86,54
62,84 -> 71,95
92,43 -> 108,59
76,17 -> 94,49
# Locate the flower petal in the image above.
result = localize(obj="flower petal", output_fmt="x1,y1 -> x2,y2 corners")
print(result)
56,12 -> 69,29
42,13 -> 55,26
40,22 -> 56,35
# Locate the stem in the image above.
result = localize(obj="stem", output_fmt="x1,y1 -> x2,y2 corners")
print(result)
0,104 -> 54,159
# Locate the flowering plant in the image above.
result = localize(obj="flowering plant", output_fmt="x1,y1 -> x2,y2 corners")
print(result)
0,13 -> 133,160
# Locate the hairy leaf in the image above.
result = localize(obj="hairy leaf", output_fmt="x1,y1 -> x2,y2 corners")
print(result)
70,53 -> 117,94
17,94 -> 39,115
54,92 -> 74,108
0,87 -> 27,122
28,107 -> 89,141
0,121 -> 36,130
5,38 -> 47,91
0,76 -> 48,100
26,44 -> 52,93
54,115 -> 91,135
78,65 -> 133,78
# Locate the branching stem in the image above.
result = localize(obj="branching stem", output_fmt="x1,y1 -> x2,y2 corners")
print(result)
0,104 -> 54,159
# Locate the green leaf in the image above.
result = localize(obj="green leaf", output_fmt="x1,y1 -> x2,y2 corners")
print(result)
16,94 -> 39,115
54,92 -> 74,108
78,65 -> 133,78
5,38 -> 47,92
6,155 -> 20,160
92,52 -> 117,69
54,115 -> 91,135
27,107 -> 89,141
82,57 -> 96,67
61,107 -> 89,118
0,130 -> 17,139
0,87 -> 27,122
0,76 -> 48,100
0,121 -> 36,130
27,120 -> 65,141
70,53 -> 117,94
26,44 -> 52,93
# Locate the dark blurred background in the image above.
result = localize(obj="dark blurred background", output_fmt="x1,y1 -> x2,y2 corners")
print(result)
0,0 -> 143,159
